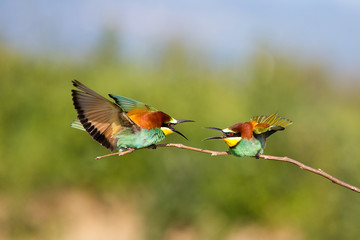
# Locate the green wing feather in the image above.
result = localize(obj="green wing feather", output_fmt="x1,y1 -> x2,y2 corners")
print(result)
251,113 -> 293,134
109,95 -> 157,113
251,115 -> 266,124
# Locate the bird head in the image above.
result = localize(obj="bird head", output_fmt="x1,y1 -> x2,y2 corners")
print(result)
203,127 -> 242,147
161,118 -> 194,140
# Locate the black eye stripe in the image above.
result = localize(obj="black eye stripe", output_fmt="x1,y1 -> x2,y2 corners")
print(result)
162,122 -> 174,127
225,132 -> 240,137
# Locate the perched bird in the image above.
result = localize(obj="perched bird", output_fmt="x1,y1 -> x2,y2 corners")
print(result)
71,80 -> 193,152
204,113 -> 292,157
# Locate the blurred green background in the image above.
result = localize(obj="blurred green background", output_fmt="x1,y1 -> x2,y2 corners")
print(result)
1,36 -> 360,240
1,2 -> 360,240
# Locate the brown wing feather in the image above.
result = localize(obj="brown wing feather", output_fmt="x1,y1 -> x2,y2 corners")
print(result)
71,80 -> 139,152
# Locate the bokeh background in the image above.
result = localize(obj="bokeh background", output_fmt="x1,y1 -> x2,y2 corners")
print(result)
1,1 -> 360,239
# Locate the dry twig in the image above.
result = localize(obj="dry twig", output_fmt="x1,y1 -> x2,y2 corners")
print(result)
96,143 -> 360,193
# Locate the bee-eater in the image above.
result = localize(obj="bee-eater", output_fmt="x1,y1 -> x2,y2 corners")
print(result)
204,113 -> 292,157
71,80 -> 193,152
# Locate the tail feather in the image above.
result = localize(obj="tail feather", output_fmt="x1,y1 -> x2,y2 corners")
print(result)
70,119 -> 85,131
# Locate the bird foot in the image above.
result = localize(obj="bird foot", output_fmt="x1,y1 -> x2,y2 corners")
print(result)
148,144 -> 157,149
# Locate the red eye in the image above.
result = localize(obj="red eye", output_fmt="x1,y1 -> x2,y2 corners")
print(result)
228,132 -> 234,136
168,123 -> 171,127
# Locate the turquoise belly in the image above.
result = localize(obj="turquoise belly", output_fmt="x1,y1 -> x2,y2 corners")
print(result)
115,128 -> 165,150
229,137 -> 265,157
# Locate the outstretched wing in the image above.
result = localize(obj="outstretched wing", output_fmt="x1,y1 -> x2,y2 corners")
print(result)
250,113 -> 293,135
71,80 -> 140,152
108,95 -> 158,113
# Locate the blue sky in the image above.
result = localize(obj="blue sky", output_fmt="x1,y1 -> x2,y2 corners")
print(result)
1,0 -> 360,76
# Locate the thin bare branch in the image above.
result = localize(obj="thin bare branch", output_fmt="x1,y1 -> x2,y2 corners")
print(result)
95,143 -> 229,159
258,154 -> 360,193
156,143 -> 230,156
96,148 -> 135,159
95,143 -> 360,193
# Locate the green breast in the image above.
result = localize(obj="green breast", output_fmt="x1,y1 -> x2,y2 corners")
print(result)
115,128 -> 165,150
229,135 -> 266,157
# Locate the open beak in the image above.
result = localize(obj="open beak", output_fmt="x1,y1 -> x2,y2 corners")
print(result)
202,127 -> 225,141
171,119 -> 195,140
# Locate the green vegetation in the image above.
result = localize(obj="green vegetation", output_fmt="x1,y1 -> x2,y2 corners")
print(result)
1,38 -> 360,239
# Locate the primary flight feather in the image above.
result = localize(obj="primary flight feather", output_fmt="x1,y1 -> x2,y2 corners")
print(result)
71,80 -> 193,152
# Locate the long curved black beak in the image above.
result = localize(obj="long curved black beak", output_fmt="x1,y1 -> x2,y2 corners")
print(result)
172,128 -> 189,140
203,136 -> 225,141
172,119 -> 194,140
202,126 -> 225,141
177,119 -> 195,124
204,127 -> 223,132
